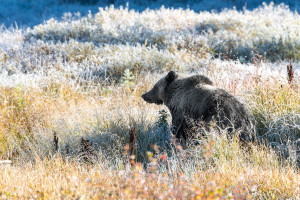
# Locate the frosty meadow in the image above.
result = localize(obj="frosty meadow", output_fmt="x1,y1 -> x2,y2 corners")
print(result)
0,1 -> 299,199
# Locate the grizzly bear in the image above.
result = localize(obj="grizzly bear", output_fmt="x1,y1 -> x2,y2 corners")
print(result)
142,71 -> 255,143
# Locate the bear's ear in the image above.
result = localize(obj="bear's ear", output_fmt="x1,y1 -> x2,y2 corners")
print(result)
166,71 -> 178,83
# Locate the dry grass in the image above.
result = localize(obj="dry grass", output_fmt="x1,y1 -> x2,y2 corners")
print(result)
0,71 -> 299,199
0,137 -> 299,199
0,5 -> 299,198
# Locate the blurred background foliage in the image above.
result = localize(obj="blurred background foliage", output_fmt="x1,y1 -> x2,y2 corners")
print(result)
0,0 -> 299,27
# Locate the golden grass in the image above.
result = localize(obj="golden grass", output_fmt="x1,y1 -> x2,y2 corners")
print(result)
0,72 -> 299,199
252,84 -> 300,115
0,76 -> 160,159
0,139 -> 299,199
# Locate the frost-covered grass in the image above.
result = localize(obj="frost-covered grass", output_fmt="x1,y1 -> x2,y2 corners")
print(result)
0,3 -> 300,199
1,0 -> 299,27
0,70 -> 299,198
25,3 -> 300,62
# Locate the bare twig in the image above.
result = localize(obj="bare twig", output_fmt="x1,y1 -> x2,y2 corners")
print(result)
53,131 -> 59,153
287,61 -> 294,86
129,126 -> 136,156
129,126 -> 136,165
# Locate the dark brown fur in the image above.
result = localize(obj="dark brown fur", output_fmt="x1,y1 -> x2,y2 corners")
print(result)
142,71 -> 255,142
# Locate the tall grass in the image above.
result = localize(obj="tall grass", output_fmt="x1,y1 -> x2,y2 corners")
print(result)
1,131 -> 299,199
0,3 -> 299,199
0,70 -> 299,199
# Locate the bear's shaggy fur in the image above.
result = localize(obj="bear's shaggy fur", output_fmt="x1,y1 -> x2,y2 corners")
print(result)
142,71 -> 255,142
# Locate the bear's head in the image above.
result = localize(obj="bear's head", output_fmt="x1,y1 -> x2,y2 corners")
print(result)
142,71 -> 178,105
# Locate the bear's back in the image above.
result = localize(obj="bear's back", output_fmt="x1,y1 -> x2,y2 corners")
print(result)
165,72 -> 255,142
181,75 -> 213,88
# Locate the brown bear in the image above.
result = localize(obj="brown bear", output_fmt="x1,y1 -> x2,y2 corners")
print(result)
142,71 -> 255,143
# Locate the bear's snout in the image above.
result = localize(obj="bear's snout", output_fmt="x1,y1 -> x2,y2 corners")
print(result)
141,93 -> 150,102
142,92 -> 163,104
141,93 -> 146,100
